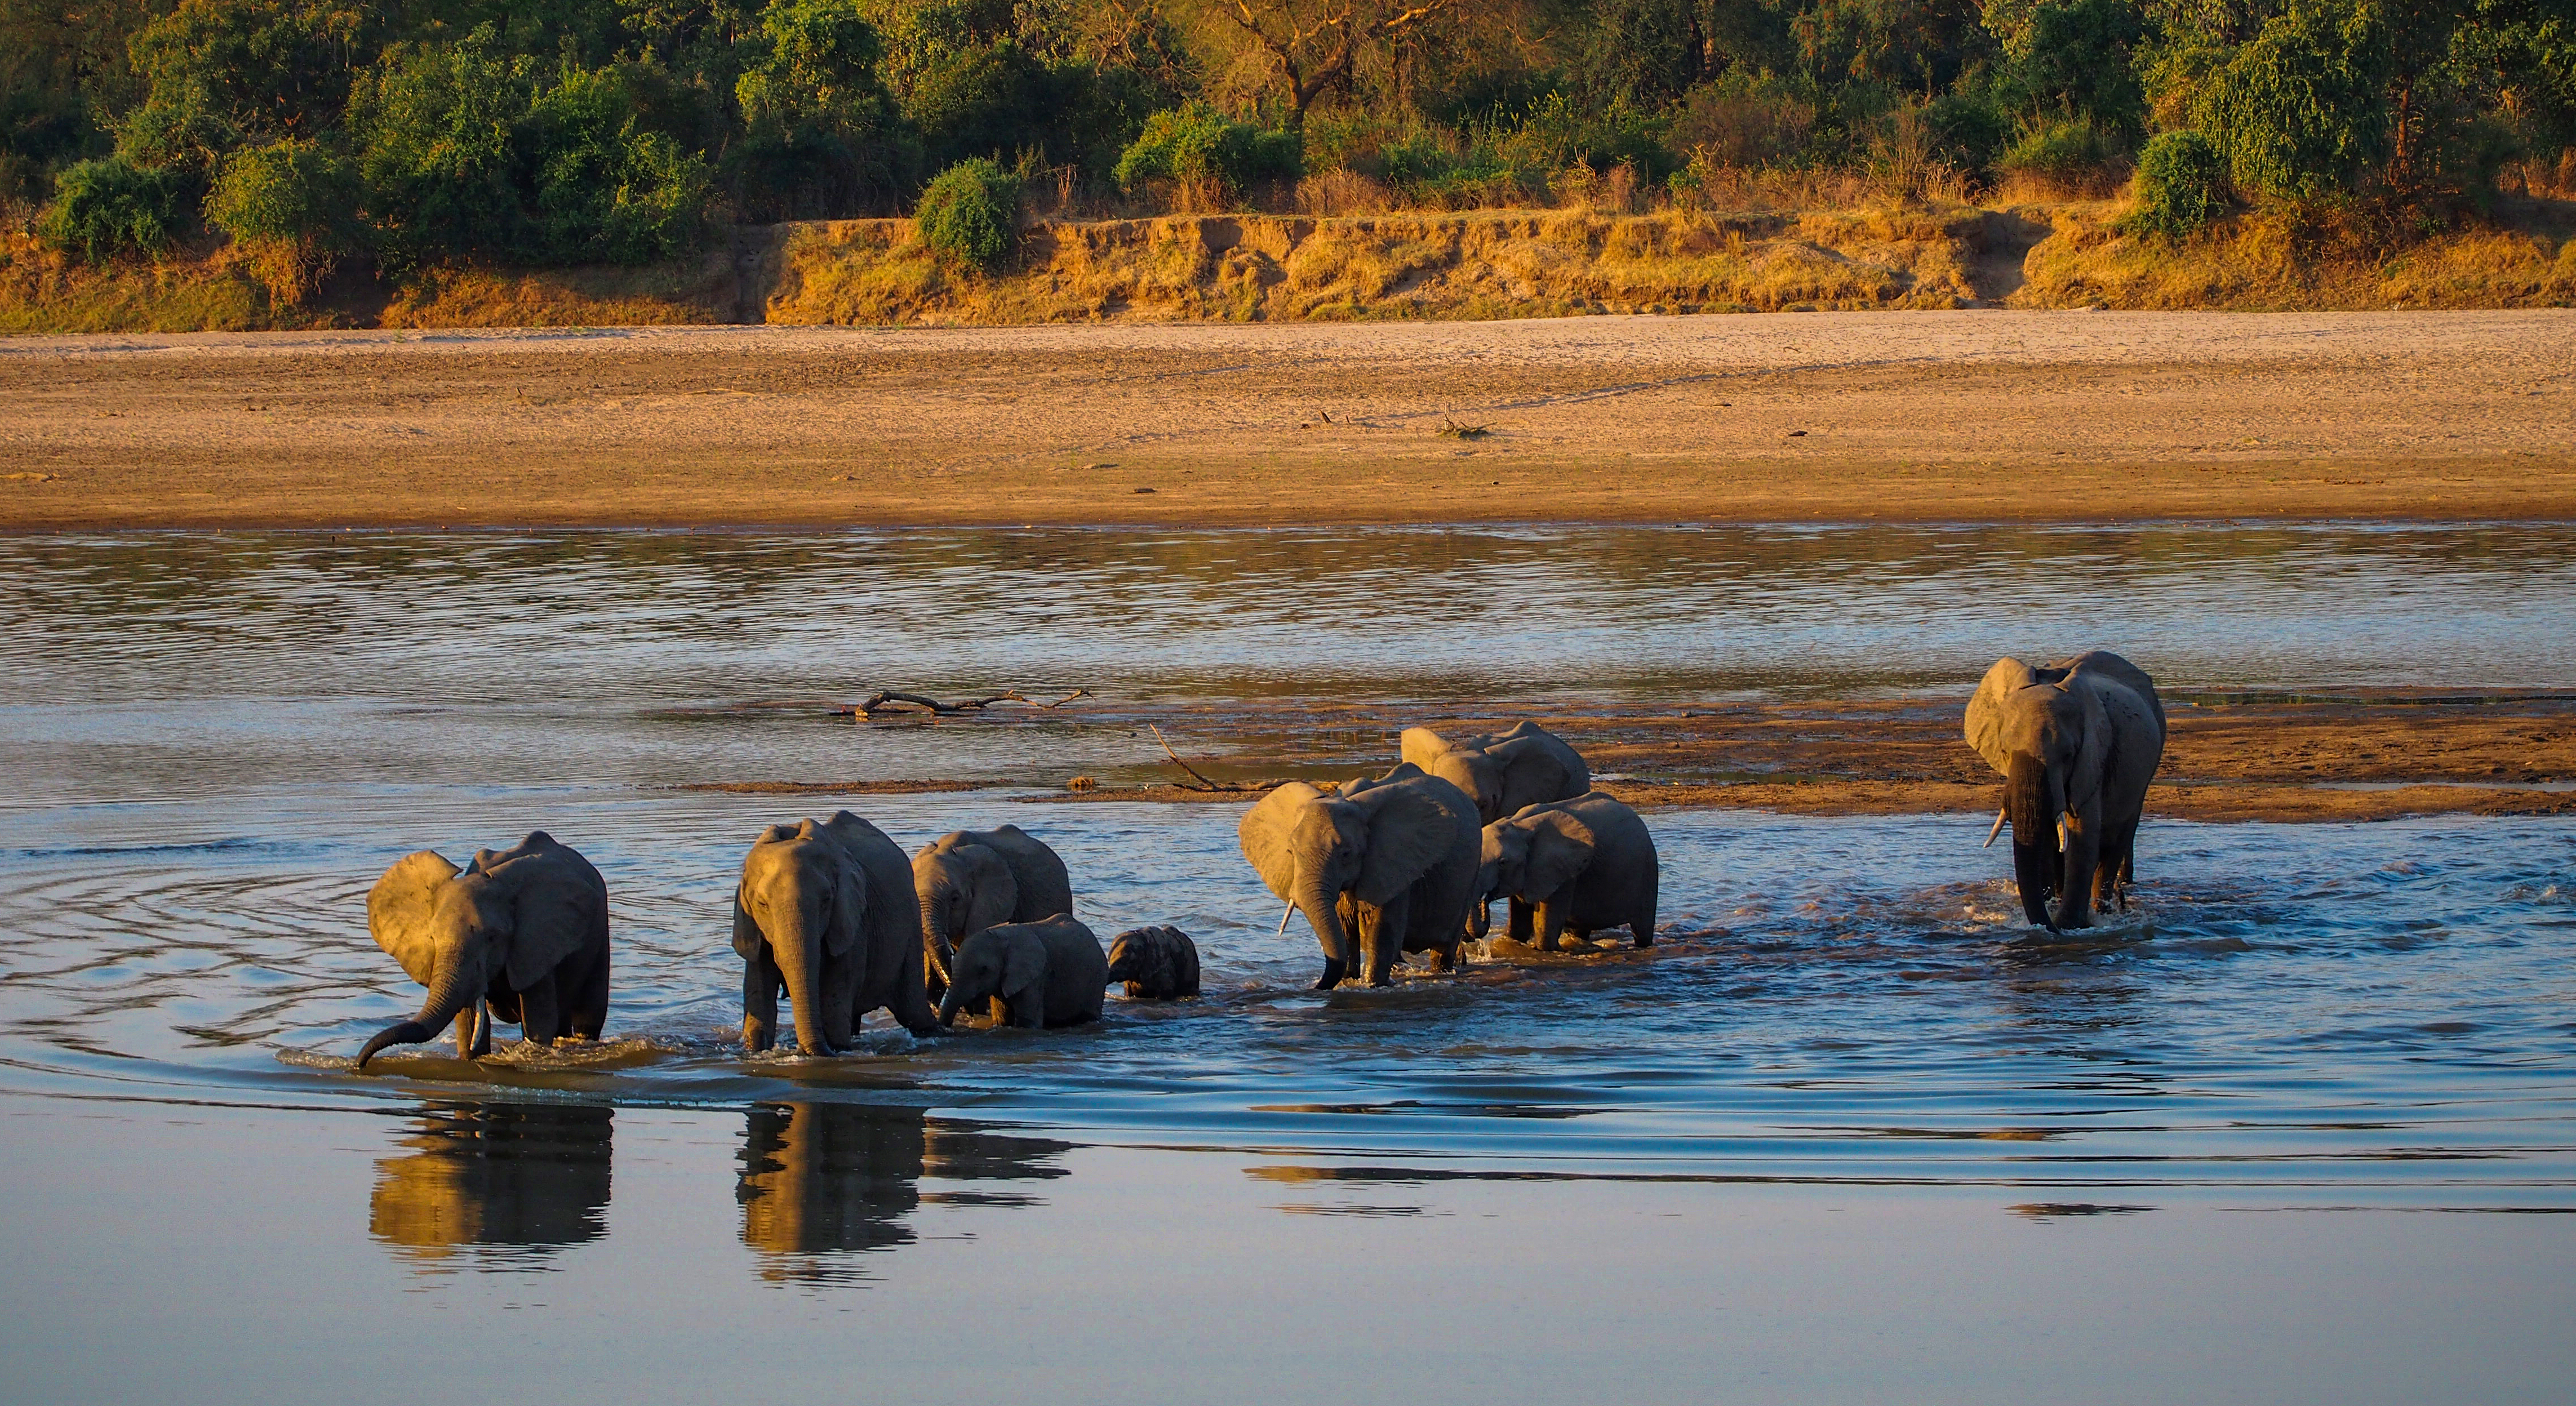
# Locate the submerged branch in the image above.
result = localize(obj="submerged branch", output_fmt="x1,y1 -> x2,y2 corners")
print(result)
1150,724 -> 1272,793
838,688 -> 1091,719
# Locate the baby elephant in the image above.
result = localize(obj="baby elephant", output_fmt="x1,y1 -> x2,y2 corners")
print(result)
359,831 -> 611,1068
1104,926 -> 1201,999
1474,792 -> 1659,951
936,915 -> 1108,1030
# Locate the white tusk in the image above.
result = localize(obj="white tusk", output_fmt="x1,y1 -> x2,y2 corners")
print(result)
1982,808 -> 2007,848
1276,901 -> 1296,937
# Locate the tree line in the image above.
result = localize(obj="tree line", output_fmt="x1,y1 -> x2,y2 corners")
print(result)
3,0 -> 2570,276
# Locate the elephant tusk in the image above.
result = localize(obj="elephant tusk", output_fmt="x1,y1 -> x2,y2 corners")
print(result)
1276,901 -> 1296,937
1982,808 -> 2007,848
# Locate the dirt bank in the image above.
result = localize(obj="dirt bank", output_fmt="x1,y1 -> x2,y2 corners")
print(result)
6,312 -> 2573,528
687,691 -> 2576,824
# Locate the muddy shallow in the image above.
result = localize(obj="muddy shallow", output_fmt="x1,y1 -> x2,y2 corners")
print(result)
2,524 -> 2573,1401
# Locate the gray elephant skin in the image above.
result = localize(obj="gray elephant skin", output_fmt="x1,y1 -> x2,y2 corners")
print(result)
359,830 -> 610,1069
913,825 -> 1074,1000
1965,651 -> 2168,932
1104,925 -> 1201,999
735,812 -> 940,1053
1474,792 -> 1660,950
1400,722 -> 1592,824
1239,762 -> 1483,989
936,916 -> 1108,1029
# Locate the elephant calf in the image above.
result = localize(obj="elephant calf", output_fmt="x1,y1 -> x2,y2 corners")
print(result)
938,915 -> 1108,1030
1105,925 -> 1201,999
1474,793 -> 1660,951
359,831 -> 611,1069
913,825 -> 1075,1002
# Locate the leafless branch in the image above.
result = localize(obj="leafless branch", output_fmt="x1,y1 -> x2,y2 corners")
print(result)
1149,724 -> 1272,792
838,688 -> 1092,719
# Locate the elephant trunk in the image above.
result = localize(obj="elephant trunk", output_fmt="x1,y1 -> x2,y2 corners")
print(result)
917,891 -> 954,994
358,952 -> 479,1070
770,909 -> 825,1055
1296,874 -> 1352,987
936,978 -> 971,1028
2005,752 -> 2060,931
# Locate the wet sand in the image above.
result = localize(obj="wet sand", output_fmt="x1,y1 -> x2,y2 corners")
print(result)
6,311 -> 2575,528
694,691 -> 2576,822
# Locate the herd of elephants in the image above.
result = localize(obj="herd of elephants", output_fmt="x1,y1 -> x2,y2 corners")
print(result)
352,651 -> 2167,1067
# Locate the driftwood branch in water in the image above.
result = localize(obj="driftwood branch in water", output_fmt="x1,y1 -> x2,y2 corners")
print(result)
838,688 -> 1092,719
1149,724 -> 1271,793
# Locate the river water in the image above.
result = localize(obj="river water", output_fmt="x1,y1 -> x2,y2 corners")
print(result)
3,524 -> 2573,1404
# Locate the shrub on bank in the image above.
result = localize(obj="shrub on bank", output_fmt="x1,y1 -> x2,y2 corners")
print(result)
1113,103 -> 1301,201
913,157 -> 1020,270
2126,131 -> 2230,238
37,156 -> 185,262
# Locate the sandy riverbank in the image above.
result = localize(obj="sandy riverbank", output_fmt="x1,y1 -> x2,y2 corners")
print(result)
6,311 -> 2574,528
688,691 -> 2576,824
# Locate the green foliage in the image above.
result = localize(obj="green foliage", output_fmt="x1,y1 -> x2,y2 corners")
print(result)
37,155 -> 186,261
204,135 -> 360,248
730,0 -> 913,219
1113,101 -> 1300,197
1986,0 -> 2146,131
524,64 -> 712,264
912,154 -> 1018,269
2193,0 -> 2392,200
347,33 -> 532,264
2125,128 -> 2228,236
2000,117 -> 2118,175
118,0 -> 373,172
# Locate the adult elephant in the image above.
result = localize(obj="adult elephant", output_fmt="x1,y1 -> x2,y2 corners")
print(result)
1400,722 -> 1591,825
1965,651 -> 2168,932
358,831 -> 611,1069
1239,762 -> 1482,989
736,811 -> 940,1054
912,826 -> 1073,1002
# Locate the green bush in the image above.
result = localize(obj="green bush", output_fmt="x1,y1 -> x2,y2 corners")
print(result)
2125,129 -> 2229,237
37,155 -> 186,261
913,155 -> 1021,270
524,66 -> 713,265
2193,0 -> 2391,201
2000,119 -> 2118,177
1112,102 -> 1300,197
347,35 -> 534,265
205,136 -> 359,249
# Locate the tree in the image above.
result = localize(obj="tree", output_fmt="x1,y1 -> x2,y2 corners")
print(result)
1209,0 -> 1467,121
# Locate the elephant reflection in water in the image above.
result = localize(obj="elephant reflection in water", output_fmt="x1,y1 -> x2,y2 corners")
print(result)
368,1100 -> 614,1268
735,1102 -> 1071,1283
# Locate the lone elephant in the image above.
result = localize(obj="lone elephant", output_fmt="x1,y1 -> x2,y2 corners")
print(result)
936,915 -> 1108,1029
736,811 -> 940,1053
358,830 -> 611,1069
913,825 -> 1074,1002
1104,925 -> 1201,999
1474,792 -> 1660,951
1239,762 -> 1482,989
1965,651 -> 2168,932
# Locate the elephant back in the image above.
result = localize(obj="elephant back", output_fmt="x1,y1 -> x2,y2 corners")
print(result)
2059,651 -> 2168,737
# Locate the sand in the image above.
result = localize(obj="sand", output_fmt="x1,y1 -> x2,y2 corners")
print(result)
5,309 -> 2574,528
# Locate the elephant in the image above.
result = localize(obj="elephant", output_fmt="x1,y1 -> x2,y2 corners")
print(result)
1401,722 -> 1592,940
1104,925 -> 1201,999
1472,792 -> 1660,951
1238,762 -> 1483,989
935,915 -> 1108,1029
358,831 -> 610,1069
735,811 -> 940,1054
912,825 -> 1074,1002
1965,651 -> 2168,932
369,1101 -> 614,1265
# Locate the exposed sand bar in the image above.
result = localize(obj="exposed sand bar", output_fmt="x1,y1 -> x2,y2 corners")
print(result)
5,309 -> 2574,528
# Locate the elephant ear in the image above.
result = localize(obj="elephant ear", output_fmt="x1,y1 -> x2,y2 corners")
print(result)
1354,781 -> 1467,907
1239,783 -> 1327,903
825,852 -> 865,959
368,850 -> 461,986
731,884 -> 763,960
1521,811 -> 1597,903
2067,684 -> 2116,813
1490,735 -> 1577,802
754,823 -> 796,846
1965,657 -> 2041,776
998,931 -> 1046,1003
1397,727 -> 1451,771
495,848 -> 598,991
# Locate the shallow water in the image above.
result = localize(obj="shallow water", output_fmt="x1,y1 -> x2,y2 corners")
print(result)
2,525 -> 2573,1400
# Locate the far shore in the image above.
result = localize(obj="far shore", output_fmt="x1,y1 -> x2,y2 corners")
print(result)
5,310 -> 2574,529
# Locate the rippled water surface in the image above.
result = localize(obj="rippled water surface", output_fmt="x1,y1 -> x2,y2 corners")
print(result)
3,526 -> 2573,1403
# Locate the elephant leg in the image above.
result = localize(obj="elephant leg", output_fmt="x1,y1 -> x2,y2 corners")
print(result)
517,974 -> 562,1047
818,951 -> 857,1052
891,940 -> 941,1037
1312,956 -> 1348,991
2057,816 -> 2102,931
1507,896 -> 1534,940
743,957 -> 780,1053
1630,915 -> 1655,949
1535,900 -> 1567,953
1008,990 -> 1045,1029
1363,893 -> 1410,987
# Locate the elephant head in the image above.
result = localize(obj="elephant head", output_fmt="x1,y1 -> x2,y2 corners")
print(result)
936,926 -> 1045,1028
1399,723 -> 1589,824
1238,765 -> 1468,988
1468,806 -> 1598,940
912,839 -> 1016,993
735,818 -> 868,1055
360,832 -> 597,1069
1967,659 -> 2115,932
